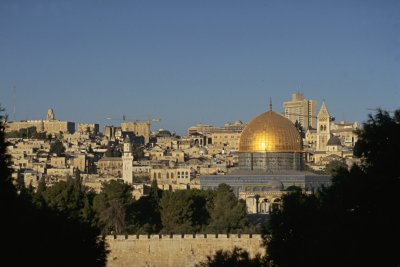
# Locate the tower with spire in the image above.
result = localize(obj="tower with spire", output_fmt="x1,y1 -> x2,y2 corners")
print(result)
122,135 -> 133,184
316,101 -> 331,151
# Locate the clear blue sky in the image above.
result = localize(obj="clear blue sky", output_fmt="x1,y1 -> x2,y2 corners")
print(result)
1,0 -> 399,134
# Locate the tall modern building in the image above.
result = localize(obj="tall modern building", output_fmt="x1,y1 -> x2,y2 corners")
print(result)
283,93 -> 317,130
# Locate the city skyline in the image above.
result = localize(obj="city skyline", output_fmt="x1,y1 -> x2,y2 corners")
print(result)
1,1 -> 399,134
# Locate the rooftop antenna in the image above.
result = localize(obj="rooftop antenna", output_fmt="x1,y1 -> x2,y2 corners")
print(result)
13,82 -> 16,121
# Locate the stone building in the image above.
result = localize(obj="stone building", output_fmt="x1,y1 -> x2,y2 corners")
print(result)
211,131 -> 241,151
97,158 -> 123,177
150,167 -> 193,185
77,123 -> 99,135
121,121 -> 151,144
6,108 -> 75,134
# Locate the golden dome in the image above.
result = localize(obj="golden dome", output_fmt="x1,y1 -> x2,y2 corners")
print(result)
239,110 -> 302,153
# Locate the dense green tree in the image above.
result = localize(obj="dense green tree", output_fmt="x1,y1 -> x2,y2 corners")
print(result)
93,179 -> 133,234
265,190 -> 322,267
50,139 -> 65,156
149,178 -> 161,203
126,179 -> 162,234
126,196 -> 161,234
207,184 -> 248,234
132,143 -> 145,159
160,189 -> 209,234
294,120 -> 305,138
105,145 -> 122,157
196,247 -> 264,267
31,176 -> 47,208
41,171 -> 91,221
0,107 -> 16,201
324,159 -> 347,176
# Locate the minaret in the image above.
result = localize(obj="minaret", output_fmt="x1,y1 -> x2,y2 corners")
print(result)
316,101 -> 331,151
122,135 -> 133,184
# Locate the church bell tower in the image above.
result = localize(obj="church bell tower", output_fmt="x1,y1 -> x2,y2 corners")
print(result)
316,101 -> 331,151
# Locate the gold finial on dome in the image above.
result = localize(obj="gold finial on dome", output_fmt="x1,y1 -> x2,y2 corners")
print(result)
269,97 -> 272,112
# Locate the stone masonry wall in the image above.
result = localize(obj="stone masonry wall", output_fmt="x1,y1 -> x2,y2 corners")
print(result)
106,234 -> 264,267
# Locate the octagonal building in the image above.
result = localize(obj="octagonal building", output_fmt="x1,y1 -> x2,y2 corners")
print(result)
238,108 -> 304,171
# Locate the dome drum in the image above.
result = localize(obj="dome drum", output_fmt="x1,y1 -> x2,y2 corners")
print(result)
239,152 -> 303,172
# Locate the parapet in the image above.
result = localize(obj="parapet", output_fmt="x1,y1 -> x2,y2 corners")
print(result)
105,233 -> 259,241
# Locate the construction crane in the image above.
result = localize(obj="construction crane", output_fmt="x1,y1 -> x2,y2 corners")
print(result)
106,115 -> 161,127
146,114 -> 161,124
105,116 -> 124,126
366,108 -> 396,114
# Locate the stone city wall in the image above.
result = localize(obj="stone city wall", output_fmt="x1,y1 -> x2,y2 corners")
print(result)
106,234 -> 264,267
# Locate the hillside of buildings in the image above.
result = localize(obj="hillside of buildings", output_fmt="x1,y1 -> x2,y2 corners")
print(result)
3,93 -> 390,267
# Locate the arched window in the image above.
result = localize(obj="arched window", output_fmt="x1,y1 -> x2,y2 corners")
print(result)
158,173 -> 161,179
153,173 -> 156,180
177,171 -> 181,178
167,172 -> 170,179
171,173 -> 174,179
185,171 -> 189,178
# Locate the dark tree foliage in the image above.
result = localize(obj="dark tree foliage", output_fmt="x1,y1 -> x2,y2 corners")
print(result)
294,120 -> 305,138
50,139 -> 65,156
132,143 -> 145,159
0,106 -> 16,201
324,159 -> 347,176
93,179 -> 133,234
105,145 -> 122,157
265,190 -> 323,267
126,195 -> 162,234
0,106 -> 107,267
40,171 -> 96,223
207,183 -> 249,234
196,247 -> 264,267
126,179 -> 162,234
159,189 -> 209,234
266,109 -> 400,267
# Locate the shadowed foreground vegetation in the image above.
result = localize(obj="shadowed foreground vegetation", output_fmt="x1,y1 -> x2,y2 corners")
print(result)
0,106 -> 107,267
